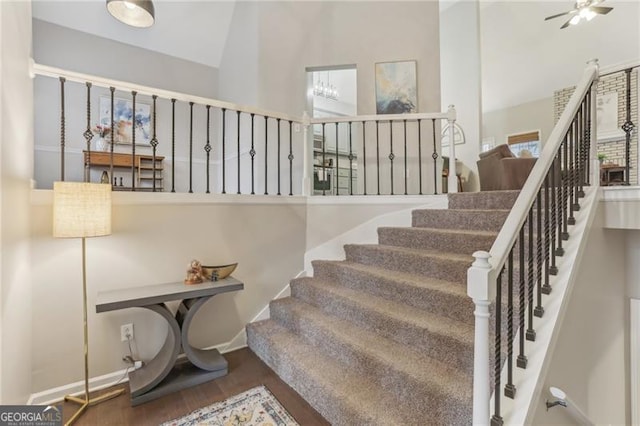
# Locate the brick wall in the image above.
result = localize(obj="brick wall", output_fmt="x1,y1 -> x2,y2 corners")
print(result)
553,68 -> 638,184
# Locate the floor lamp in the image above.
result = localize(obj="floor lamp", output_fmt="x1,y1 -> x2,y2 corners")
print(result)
53,182 -> 124,425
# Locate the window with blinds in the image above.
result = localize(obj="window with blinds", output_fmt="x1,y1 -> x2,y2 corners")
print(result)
507,130 -> 541,157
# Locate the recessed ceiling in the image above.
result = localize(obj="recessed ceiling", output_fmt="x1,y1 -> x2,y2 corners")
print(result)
31,0 -> 237,69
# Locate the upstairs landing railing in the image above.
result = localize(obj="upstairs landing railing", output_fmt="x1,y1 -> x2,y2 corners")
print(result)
466,59 -> 600,425
32,63 -> 458,197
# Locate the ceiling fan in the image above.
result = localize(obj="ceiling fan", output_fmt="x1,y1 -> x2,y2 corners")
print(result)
544,0 -> 613,29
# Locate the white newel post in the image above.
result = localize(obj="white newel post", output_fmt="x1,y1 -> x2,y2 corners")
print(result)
587,59 -> 600,187
302,111 -> 312,196
447,105 -> 458,193
467,250 -> 494,425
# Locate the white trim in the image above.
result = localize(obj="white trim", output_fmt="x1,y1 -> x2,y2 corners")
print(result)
600,59 -> 640,76
601,186 -> 640,202
597,129 -> 626,143
631,298 -> 640,426
309,111 -> 449,124
306,194 -> 446,206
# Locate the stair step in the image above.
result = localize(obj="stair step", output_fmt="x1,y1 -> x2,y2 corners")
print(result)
448,190 -> 520,210
345,243 -> 472,283
246,320 -> 413,425
312,260 -> 473,324
290,277 -> 474,372
269,297 -> 472,424
378,226 -> 497,254
412,208 -> 510,232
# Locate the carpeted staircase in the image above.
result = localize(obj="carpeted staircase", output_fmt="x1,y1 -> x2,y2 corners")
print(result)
247,191 -> 519,425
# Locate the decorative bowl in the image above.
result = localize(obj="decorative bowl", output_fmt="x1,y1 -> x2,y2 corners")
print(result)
201,263 -> 238,281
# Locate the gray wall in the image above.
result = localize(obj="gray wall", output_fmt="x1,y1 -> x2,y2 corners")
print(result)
482,97 -> 554,149
219,1 -> 441,117
33,19 -> 218,98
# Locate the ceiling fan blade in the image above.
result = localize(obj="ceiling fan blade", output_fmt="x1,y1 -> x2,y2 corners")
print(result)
590,6 -> 613,15
545,10 -> 576,21
560,17 -> 573,29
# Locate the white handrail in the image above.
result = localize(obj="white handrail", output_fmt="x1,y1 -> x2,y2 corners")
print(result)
308,111 -> 450,124
32,62 -> 303,123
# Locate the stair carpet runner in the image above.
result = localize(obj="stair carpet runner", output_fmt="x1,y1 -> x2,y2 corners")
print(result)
247,191 -> 520,425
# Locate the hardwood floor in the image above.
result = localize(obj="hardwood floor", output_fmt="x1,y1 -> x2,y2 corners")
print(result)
61,348 -> 329,425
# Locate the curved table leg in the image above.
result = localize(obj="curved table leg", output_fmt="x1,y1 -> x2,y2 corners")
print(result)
128,303 -> 181,398
177,297 -> 228,372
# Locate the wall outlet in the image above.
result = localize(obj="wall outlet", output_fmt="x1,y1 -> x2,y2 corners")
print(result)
121,323 -> 134,342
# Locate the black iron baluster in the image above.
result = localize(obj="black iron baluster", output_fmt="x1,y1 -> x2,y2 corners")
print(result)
561,137 -> 569,241
418,119 -> 423,195
83,82 -> 93,183
171,98 -> 176,193
585,89 -> 591,186
321,123 -> 326,196
110,88 -> 116,187
264,116 -> 268,195
376,121 -> 381,195
577,100 -> 586,198
363,122 -> 367,195
389,121 -> 394,195
348,122 -> 354,196
131,91 -> 137,191
526,208 -> 536,342
567,119 -> 576,225
573,112 -> 581,210
188,101 -> 194,194
276,118 -> 281,196
151,95 -> 159,192
491,270 -> 504,426
505,248 -> 516,399
335,122 -> 339,196
250,114 -> 255,195
221,108 -> 227,194
550,154 -> 560,271
517,226 -> 528,369
237,111 -> 241,194
288,120 -> 293,196
60,77 -> 66,181
623,69 -> 634,185
403,119 -> 408,195
432,119 -> 438,195
542,172 -> 552,294
204,105 -> 211,194
534,189 -> 544,318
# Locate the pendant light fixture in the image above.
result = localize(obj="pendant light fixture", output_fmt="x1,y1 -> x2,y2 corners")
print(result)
106,0 -> 155,28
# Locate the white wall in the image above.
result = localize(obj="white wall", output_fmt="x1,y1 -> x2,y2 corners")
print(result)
220,1 -> 441,117
439,0 -> 482,192
532,206 -> 629,424
0,0 -> 34,405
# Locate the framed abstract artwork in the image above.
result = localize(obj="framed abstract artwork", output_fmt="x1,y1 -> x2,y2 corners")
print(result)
375,60 -> 418,114
99,96 -> 151,145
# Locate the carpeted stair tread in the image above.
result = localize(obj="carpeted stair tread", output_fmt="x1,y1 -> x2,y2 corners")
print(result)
412,208 -> 510,231
448,190 -> 520,210
311,259 -> 473,323
378,226 -> 497,254
345,243 -> 472,283
269,297 -> 472,423
247,320 -> 413,425
291,277 -> 474,371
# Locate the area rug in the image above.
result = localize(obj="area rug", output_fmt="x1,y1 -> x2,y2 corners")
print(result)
160,385 -> 299,426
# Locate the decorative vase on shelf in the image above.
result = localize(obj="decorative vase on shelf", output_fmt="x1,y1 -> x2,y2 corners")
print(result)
100,171 -> 109,184
95,137 -> 108,152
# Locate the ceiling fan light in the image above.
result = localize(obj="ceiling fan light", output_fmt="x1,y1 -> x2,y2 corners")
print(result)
106,0 -> 155,28
570,15 -> 581,25
586,10 -> 597,20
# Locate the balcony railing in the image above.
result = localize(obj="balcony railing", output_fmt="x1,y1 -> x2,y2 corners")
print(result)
32,63 -> 457,196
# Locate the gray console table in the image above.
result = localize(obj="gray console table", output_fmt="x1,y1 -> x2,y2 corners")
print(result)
96,277 -> 244,406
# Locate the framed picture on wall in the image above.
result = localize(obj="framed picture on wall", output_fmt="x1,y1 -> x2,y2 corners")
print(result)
375,60 -> 418,114
99,96 -> 151,145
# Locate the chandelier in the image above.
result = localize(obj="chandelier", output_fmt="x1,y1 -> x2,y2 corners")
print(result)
313,72 -> 339,100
